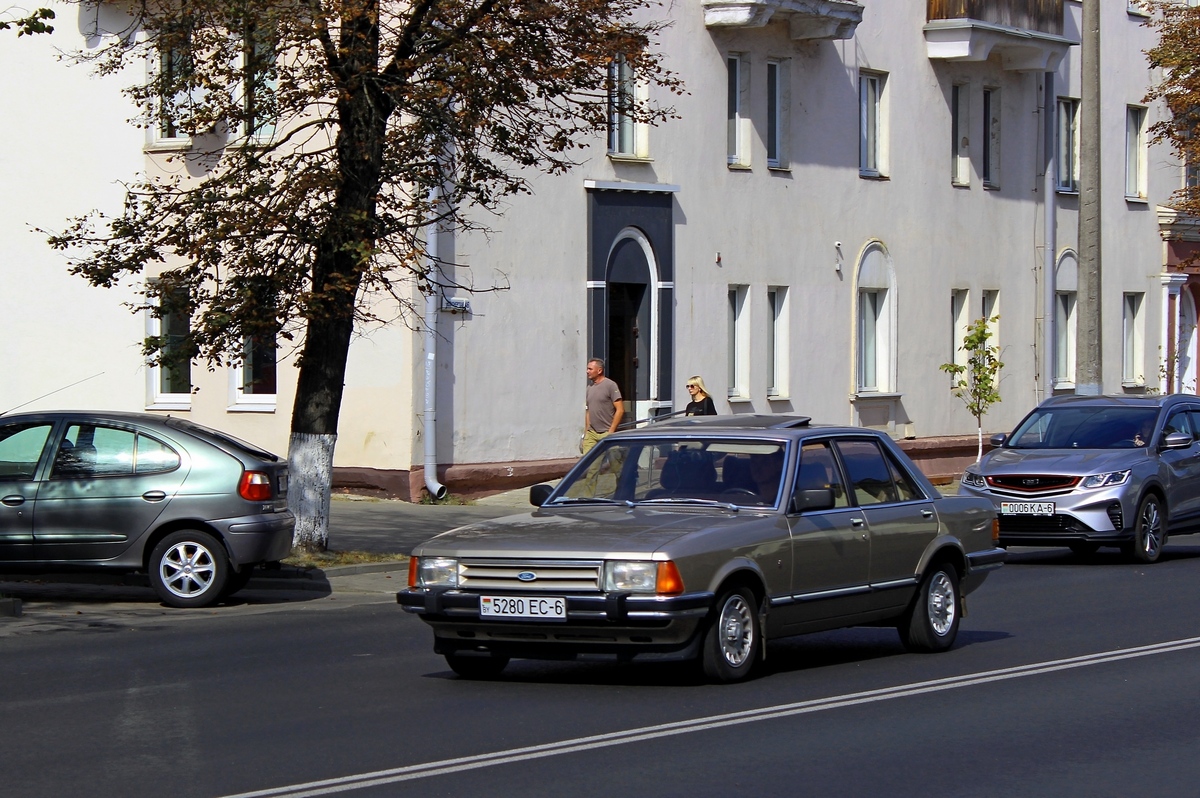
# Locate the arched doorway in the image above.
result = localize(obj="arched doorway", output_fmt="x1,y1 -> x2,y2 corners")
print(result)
606,230 -> 656,423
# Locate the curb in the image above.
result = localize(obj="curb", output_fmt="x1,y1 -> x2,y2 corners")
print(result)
246,560 -> 408,592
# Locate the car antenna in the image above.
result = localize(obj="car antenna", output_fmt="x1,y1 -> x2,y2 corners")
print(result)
0,372 -> 105,417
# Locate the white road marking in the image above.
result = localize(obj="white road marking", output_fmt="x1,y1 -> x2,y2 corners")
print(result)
221,635 -> 1200,798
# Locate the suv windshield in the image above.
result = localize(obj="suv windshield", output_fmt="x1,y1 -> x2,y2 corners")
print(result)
1007,406 -> 1159,450
554,437 -> 789,508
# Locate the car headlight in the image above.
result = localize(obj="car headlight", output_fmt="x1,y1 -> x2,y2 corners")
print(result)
605,561 -> 658,592
961,470 -> 987,489
603,560 -> 685,595
1080,470 -> 1131,489
416,557 -> 460,587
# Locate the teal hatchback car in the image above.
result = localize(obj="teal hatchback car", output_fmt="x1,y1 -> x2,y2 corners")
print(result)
0,411 -> 293,607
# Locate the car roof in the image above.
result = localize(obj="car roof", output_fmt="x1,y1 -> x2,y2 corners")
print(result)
0,410 -> 175,424
1038,394 -> 1198,409
617,414 -> 884,440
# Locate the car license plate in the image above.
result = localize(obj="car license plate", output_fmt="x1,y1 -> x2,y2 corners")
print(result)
480,595 -> 567,620
1001,501 -> 1055,516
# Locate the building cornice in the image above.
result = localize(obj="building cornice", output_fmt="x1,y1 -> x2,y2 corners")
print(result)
702,0 -> 863,41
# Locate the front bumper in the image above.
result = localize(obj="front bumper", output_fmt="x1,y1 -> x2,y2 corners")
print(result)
960,484 -> 1130,548
398,588 -> 715,661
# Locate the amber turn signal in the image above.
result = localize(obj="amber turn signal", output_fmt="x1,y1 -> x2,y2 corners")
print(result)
408,556 -> 419,588
992,518 -> 1000,544
656,561 -> 684,595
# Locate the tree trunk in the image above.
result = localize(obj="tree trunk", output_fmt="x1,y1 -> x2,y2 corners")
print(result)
976,425 -> 983,463
289,432 -> 336,550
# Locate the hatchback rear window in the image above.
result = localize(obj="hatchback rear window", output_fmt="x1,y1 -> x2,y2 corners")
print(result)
165,418 -> 280,462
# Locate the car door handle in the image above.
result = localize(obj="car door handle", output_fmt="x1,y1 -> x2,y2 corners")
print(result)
851,518 -> 865,527
921,509 -> 934,518
142,491 -> 168,502
1,495 -> 25,507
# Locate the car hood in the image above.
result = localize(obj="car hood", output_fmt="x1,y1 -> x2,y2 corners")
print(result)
412,505 -> 765,559
978,447 -> 1149,475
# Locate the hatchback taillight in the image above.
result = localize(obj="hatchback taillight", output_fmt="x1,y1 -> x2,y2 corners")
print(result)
239,470 -> 273,501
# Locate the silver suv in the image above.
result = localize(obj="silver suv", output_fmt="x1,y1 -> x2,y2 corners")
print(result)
958,394 -> 1200,562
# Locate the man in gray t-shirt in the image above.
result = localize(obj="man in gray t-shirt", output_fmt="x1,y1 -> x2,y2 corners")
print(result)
583,358 -> 624,454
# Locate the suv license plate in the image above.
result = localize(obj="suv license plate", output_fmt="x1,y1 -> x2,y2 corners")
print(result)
480,595 -> 567,620
1001,501 -> 1055,516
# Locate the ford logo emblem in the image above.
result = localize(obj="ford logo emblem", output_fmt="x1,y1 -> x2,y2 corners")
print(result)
517,571 -> 537,582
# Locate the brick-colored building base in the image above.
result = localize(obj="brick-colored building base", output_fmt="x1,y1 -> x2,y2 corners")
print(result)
333,434 -> 993,501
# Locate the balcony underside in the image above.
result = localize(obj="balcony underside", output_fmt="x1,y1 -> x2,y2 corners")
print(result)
702,0 -> 863,41
924,18 -> 1075,72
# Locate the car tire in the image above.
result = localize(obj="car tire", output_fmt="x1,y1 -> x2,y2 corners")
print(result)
1124,494 -> 1166,564
445,653 -> 510,679
899,564 -> 961,653
701,586 -> 761,683
148,529 -> 230,609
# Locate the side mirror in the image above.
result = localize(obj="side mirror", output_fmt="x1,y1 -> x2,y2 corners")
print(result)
790,488 -> 835,514
529,483 -> 555,507
989,433 -> 1008,448
1163,431 -> 1193,450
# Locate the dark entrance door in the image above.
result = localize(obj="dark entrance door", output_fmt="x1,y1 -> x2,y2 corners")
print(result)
607,283 -> 647,418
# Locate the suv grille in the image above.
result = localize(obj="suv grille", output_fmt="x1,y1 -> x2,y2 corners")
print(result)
987,474 -> 1080,495
999,514 -> 1095,535
459,559 -> 603,592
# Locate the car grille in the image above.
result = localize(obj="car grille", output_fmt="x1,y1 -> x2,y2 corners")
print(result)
459,559 -> 603,592
987,474 -> 1080,496
999,514 -> 1095,536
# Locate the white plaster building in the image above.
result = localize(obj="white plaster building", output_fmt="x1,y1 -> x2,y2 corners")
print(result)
1,1 -> 1194,498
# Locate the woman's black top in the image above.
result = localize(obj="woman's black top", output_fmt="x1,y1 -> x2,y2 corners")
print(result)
685,396 -> 717,416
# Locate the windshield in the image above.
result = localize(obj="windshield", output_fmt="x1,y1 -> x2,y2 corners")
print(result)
554,437 -> 789,509
1007,406 -> 1159,450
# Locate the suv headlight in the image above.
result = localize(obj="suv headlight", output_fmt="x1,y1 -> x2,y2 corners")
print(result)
605,561 -> 658,592
416,557 -> 460,587
1080,470 -> 1131,489
961,470 -> 987,489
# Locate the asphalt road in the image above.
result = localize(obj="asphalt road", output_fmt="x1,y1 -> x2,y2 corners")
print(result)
5,542 -> 1200,797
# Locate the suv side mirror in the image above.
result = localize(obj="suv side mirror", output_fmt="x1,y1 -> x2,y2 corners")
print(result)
529,484 -> 555,506
989,433 -> 1008,447
1163,431 -> 1193,450
790,488 -> 835,514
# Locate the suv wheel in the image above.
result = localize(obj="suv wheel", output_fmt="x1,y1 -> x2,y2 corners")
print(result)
899,564 -> 961,653
445,654 -> 510,679
701,586 -> 761,682
149,529 -> 230,608
1125,494 -> 1166,564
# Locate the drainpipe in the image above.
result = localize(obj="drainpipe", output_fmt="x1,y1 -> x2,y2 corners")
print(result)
1043,71 -> 1057,402
423,191 -> 449,501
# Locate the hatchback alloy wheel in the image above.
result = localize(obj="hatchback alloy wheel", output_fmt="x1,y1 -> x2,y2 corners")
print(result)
149,529 -> 230,608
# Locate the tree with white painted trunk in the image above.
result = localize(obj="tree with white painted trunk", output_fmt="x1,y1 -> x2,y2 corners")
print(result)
43,0 -> 681,550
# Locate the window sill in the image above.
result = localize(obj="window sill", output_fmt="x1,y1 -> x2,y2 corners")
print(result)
145,401 -> 191,411
767,393 -> 790,401
1052,380 -> 1076,391
859,172 -> 889,181
767,164 -> 791,173
1121,380 -> 1146,389
851,391 -> 902,401
1125,195 -> 1149,205
227,402 -> 277,413
952,181 -> 970,189
983,182 -> 1000,191
144,140 -> 192,153
727,162 -> 752,172
1056,187 -> 1079,196
607,153 -> 653,164
727,394 -> 752,403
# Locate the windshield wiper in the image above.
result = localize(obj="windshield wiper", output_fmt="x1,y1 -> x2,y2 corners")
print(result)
548,497 -> 634,507
635,497 -> 741,511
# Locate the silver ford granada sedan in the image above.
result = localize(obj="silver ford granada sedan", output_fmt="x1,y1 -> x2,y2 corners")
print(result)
398,415 -> 1004,682
0,411 -> 293,607
958,394 -> 1200,563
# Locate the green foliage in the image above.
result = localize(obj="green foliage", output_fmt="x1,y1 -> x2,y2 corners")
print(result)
0,8 -> 54,36
1145,2 -> 1200,223
940,316 -> 1003,459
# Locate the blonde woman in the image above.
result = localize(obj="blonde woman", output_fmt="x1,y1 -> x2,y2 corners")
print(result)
684,376 -> 717,416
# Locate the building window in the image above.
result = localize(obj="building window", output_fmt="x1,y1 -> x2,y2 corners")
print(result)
1056,98 -> 1080,192
1123,292 -> 1146,385
767,286 -> 789,396
981,289 -> 999,350
859,71 -> 886,177
951,84 -> 970,186
608,55 -> 636,156
727,55 -> 750,167
856,244 -> 894,393
1054,291 -> 1077,388
728,285 -> 749,398
1126,106 -> 1147,200
858,291 -> 884,391
154,24 -> 195,144
230,332 -> 278,410
241,21 -> 278,142
982,88 -> 1000,188
951,289 -> 970,371
147,287 -> 193,409
766,60 -> 788,169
